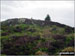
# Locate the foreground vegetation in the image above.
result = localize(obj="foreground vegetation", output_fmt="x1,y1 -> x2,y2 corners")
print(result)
1,23 -> 74,55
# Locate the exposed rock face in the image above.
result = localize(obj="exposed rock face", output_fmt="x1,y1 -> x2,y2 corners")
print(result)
24,19 -> 32,24
18,18 -> 26,23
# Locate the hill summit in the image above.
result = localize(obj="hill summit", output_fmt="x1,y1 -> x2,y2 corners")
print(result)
1,15 -> 74,55
1,14 -> 74,29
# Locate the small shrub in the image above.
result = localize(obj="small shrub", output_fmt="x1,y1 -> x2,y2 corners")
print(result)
52,34 -> 66,41
1,32 -> 9,36
65,27 -> 73,33
27,28 -> 36,33
13,26 -> 22,32
65,34 -> 74,46
62,47 -> 74,52
35,51 -> 47,55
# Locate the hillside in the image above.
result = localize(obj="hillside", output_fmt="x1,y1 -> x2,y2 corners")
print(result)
1,17 -> 74,55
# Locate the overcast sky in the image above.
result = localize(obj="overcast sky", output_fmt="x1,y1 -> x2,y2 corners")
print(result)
1,1 -> 74,27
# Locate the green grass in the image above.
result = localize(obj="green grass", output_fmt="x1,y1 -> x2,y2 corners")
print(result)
1,23 -> 74,55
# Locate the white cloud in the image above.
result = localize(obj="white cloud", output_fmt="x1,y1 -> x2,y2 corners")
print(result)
1,1 -> 74,27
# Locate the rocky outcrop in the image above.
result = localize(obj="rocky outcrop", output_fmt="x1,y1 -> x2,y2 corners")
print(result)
1,18 -> 74,30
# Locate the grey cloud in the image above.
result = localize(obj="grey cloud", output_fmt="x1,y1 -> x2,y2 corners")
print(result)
1,1 -> 74,27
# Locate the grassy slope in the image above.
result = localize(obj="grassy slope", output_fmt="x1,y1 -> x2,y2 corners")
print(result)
1,23 -> 74,55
